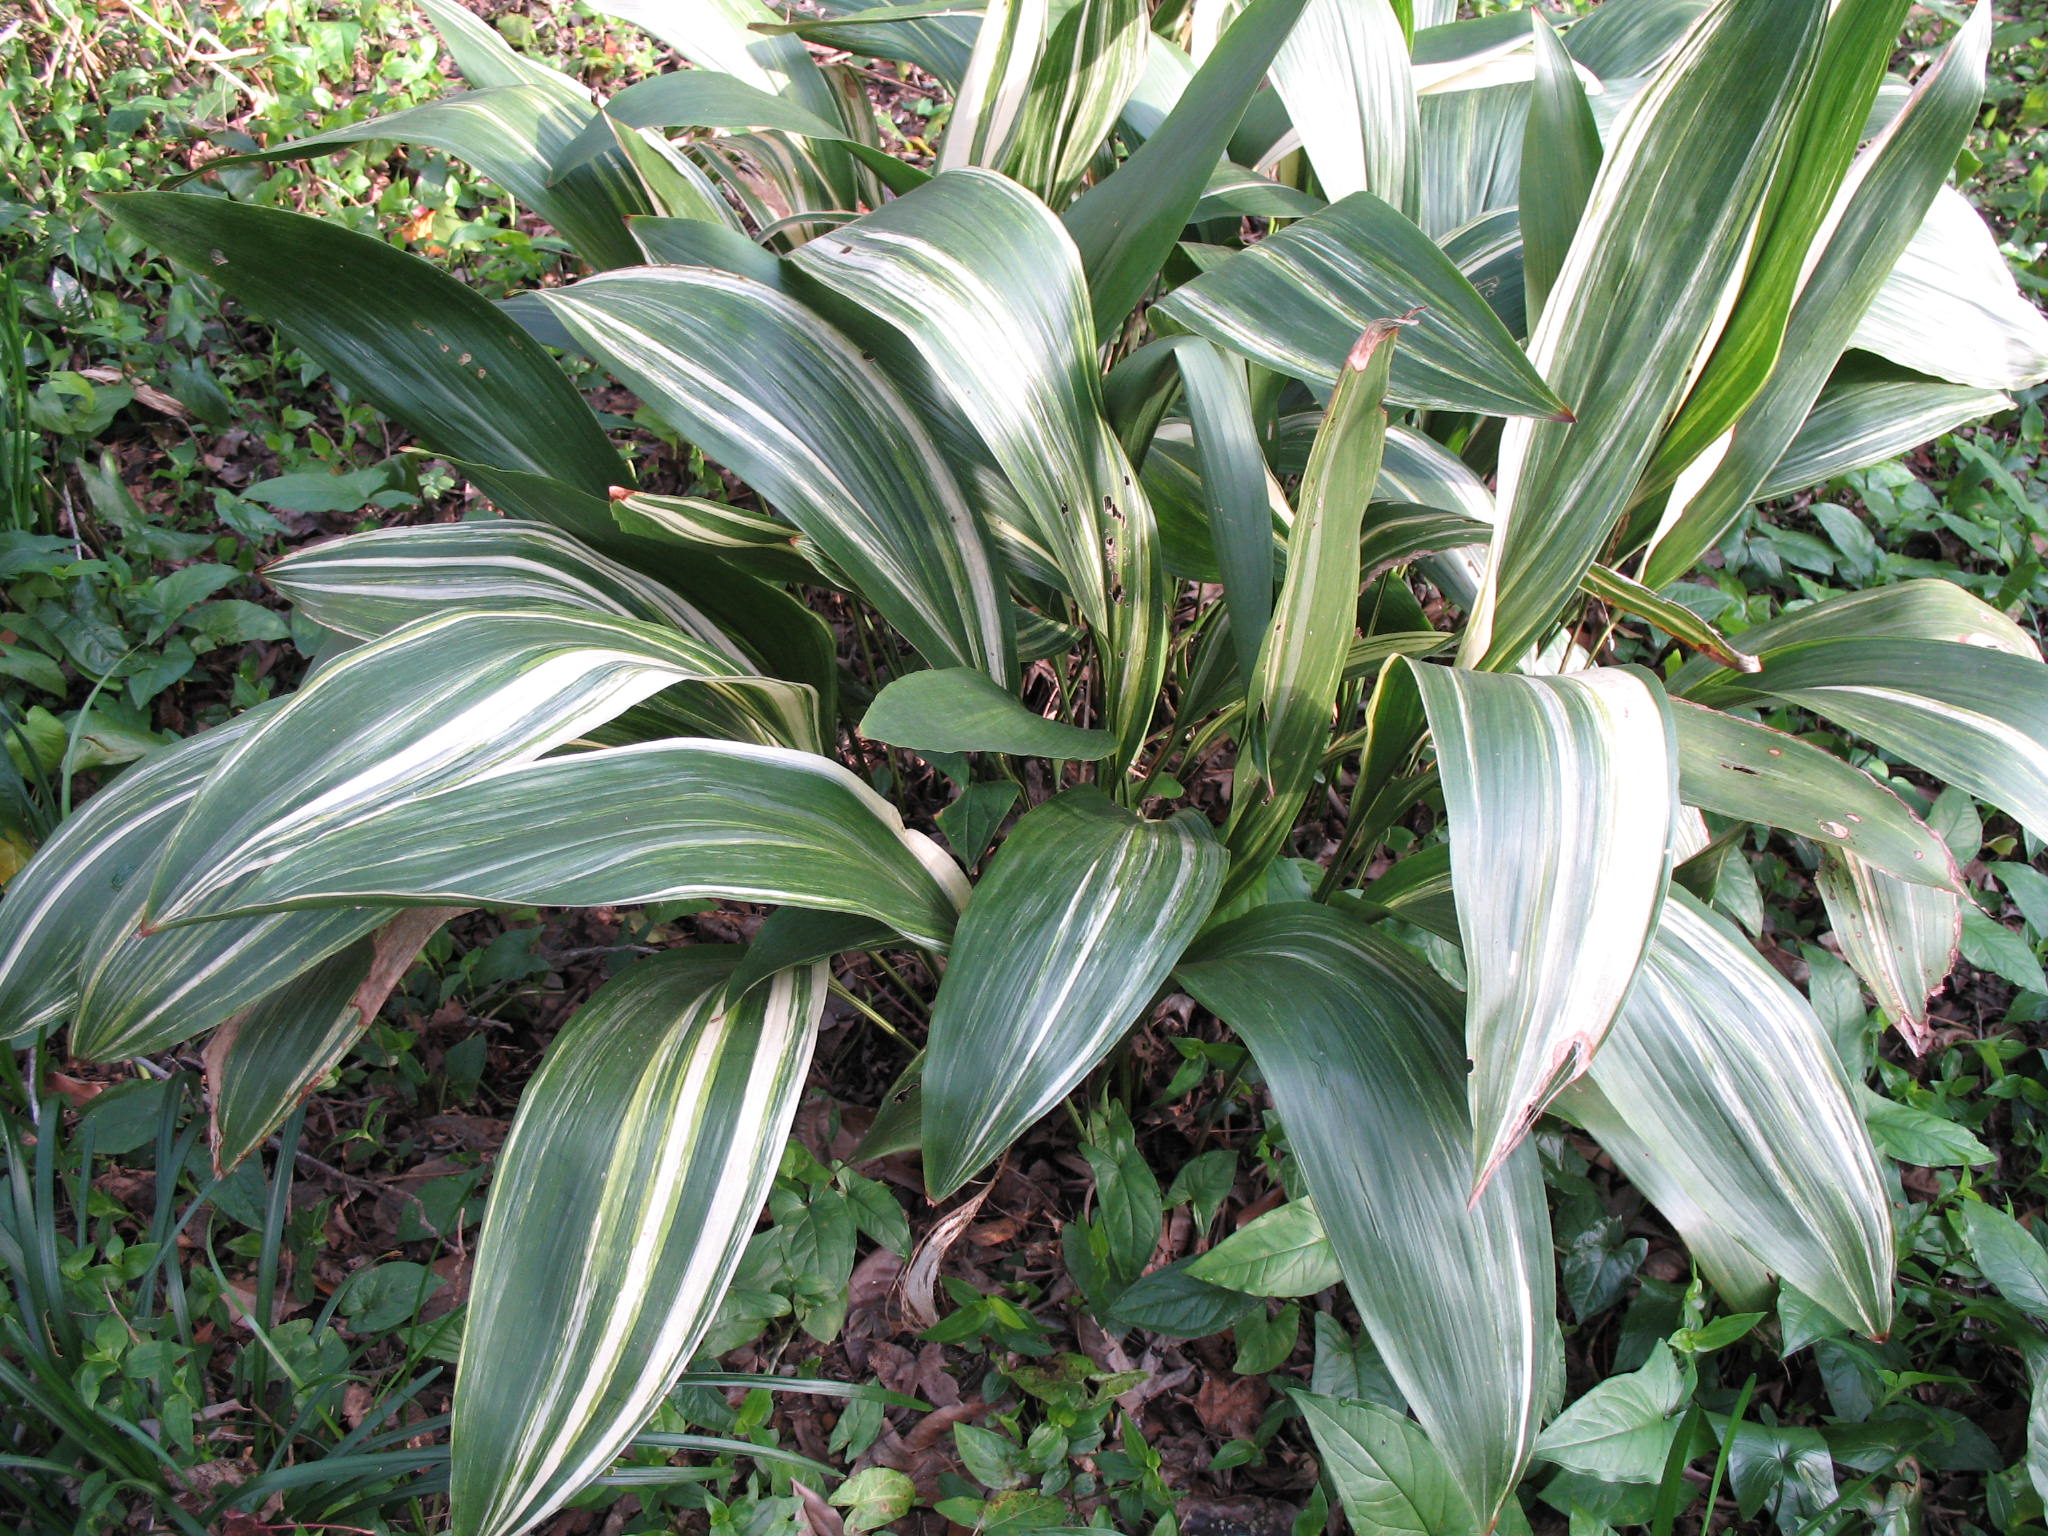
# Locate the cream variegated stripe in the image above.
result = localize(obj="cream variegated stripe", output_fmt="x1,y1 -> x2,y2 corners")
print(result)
148,610 -> 817,925
264,521 -> 746,659
1407,661 -> 1676,1191
792,172 -> 1167,767
1002,0 -> 1149,205
1636,2 -> 1993,588
790,171 -> 1117,629
0,718 -> 252,1044
73,904 -> 390,1061
921,790 -> 1225,1196
540,268 -> 1015,684
1696,638 -> 2048,844
1674,579 -> 2040,673
1557,1077 -> 1776,1311
1757,369 -> 2010,503
1850,183 -> 2048,391
1576,890 -> 1894,1337
1670,699 -> 1958,892
1178,905 -> 1556,1526
583,0 -> 840,123
1817,849 -> 1959,1054
195,739 -> 970,953
1269,0 -> 1417,215
938,0 -> 1051,172
1151,193 -> 1569,418
451,951 -> 826,1536
1463,0 -> 1829,667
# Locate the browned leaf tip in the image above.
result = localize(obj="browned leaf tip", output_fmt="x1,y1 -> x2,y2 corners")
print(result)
1344,307 -> 1426,372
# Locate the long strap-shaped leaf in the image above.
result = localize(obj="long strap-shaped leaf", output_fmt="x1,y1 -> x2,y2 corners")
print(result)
1849,181 -> 2048,392
1062,0 -> 1311,342
1177,904 -> 1558,1526
1816,849 -> 1958,1055
183,740 -> 969,953
202,908 -> 460,1173
1269,0 -> 1418,217
450,948 -> 826,1536
1689,637 -> 2048,845
264,521 -> 745,653
146,610 -> 816,925
1106,336 -> 1281,684
1153,192 -> 1568,419
584,0 -> 841,123
1002,0 -> 1150,206
539,267 -> 1016,685
1561,890 -> 1894,1337
790,172 -> 1116,642
1406,660 -> 1676,1192
1461,0 -> 1829,668
187,87 -> 652,270
73,900 -> 391,1061
921,789 -> 1225,1196
1671,578 -> 2040,676
0,716 -> 254,1044
1636,1 -> 1993,587
1756,360 -> 2010,504
938,0 -> 1053,174
789,170 -> 1166,767
1670,699 -> 1958,893
1226,320 -> 1401,897
1636,0 -> 1911,495
101,194 -> 628,498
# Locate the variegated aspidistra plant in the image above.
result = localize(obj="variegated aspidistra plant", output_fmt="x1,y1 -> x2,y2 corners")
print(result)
7,0 -> 2048,1528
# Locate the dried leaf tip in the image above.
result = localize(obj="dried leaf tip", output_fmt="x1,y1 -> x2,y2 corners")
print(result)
1344,307 -> 1425,372
606,485 -> 634,502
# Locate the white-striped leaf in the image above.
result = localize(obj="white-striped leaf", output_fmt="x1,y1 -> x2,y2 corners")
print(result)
585,0 -> 841,124
1691,638 -> 2048,845
1269,0 -> 1418,216
789,170 -> 1165,766
1003,0 -> 1150,206
1674,578 -> 2040,673
538,267 -> 1017,684
194,87 -> 651,269
1670,699 -> 1959,892
1413,78 -> 1526,240
146,610 -> 816,925
1564,890 -> 1894,1337
1636,0 -> 1911,496
189,740 -> 970,954
1463,0 -> 1829,667
1227,320 -> 1401,893
1519,13 -> 1601,320
1177,904 -> 1559,1525
449,947 -> 827,1536
1407,661 -> 1676,1190
104,195 -> 629,499
203,908 -> 460,1173
1818,849 -> 1959,1055
922,789 -> 1226,1195
1564,1076 -> 1776,1311
1636,2 -> 1992,587
1758,358 -> 2011,502
263,521 -> 747,652
1152,193 -> 1569,418
1850,182 -> 2048,392
72,902 -> 391,1062
938,0 -> 1052,173
0,717 -> 255,1044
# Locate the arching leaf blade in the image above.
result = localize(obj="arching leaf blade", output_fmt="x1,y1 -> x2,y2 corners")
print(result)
450,949 -> 827,1536
923,789 -> 1225,1195
1177,904 -> 1558,1525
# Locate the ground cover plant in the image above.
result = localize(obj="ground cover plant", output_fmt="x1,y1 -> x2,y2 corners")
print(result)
7,0 -> 2048,1533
